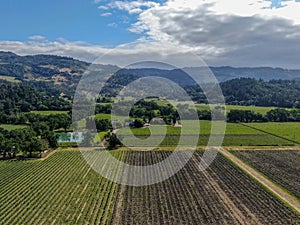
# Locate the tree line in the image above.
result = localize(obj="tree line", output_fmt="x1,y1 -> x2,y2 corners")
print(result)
0,111 -> 71,129
0,113 -> 72,159
95,99 -> 224,124
228,108 -> 300,123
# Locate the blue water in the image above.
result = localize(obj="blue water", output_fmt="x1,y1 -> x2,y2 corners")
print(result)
57,132 -> 84,143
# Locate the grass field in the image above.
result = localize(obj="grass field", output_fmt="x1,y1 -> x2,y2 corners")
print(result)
195,104 -> 276,114
0,150 -> 298,224
0,75 -> 21,83
0,124 -> 28,130
118,134 -> 293,147
243,122 -> 300,143
232,150 -> 300,199
94,131 -> 109,143
94,113 -> 132,122
94,113 -> 112,120
71,112 -> 300,146
118,120 -> 270,135
117,121 -> 294,146
31,110 -> 69,116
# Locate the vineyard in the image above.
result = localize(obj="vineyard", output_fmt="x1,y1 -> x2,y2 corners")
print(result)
0,150 -> 123,225
232,150 -> 300,199
112,151 -> 299,224
0,150 -> 299,224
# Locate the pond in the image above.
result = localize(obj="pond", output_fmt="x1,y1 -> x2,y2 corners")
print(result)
57,132 -> 84,143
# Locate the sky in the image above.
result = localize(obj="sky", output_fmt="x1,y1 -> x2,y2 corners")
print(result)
0,0 -> 300,68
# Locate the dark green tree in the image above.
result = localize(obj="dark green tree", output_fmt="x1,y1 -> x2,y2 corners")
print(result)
106,133 -> 123,150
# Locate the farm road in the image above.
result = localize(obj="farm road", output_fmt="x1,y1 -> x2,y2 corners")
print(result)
218,147 -> 300,214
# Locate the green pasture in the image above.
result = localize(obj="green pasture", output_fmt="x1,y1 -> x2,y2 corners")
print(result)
195,104 -> 276,115
117,134 -> 293,147
0,124 -> 28,131
118,121 -> 267,136
243,122 -> 300,143
117,121 -> 294,147
94,113 -> 132,122
75,113 -> 300,146
94,131 -> 109,143
94,113 -> 112,120
31,110 -> 69,116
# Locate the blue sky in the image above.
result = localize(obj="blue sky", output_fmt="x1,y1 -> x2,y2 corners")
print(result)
0,0 -> 287,45
0,0 -> 142,46
0,0 -> 299,68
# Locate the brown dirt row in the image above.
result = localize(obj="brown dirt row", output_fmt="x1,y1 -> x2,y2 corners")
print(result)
218,147 -> 300,214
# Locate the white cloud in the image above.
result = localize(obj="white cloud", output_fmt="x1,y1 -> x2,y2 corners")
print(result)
28,35 -> 46,41
125,0 -> 300,68
100,12 -> 112,17
107,22 -> 118,27
121,15 -> 130,24
2,1 -> 300,69
98,5 -> 109,10
107,0 -> 160,14
0,38 -> 210,68
198,0 -> 300,25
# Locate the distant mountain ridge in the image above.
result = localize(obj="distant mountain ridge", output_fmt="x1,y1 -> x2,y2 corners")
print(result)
2,52 -> 300,108
0,51 -> 117,96
2,51 -> 300,96
1,51 -> 300,82
208,66 -> 300,82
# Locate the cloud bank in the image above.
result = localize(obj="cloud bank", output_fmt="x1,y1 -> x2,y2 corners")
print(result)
1,0 -> 300,68
126,0 -> 300,68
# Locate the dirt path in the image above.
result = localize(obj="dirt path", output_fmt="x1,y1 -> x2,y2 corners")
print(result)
218,147 -> 300,214
37,149 -> 57,161
112,184 -> 126,225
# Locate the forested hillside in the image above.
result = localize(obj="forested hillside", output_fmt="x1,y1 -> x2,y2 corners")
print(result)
222,79 -> 300,107
0,82 -> 71,113
2,52 -> 300,108
187,78 -> 300,108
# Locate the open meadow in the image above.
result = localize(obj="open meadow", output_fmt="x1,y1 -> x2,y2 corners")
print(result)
195,104 -> 276,115
243,122 -> 300,143
31,110 -> 69,116
117,121 -> 295,147
0,124 -> 28,131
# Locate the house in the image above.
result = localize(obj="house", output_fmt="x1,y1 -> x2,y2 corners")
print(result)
173,121 -> 182,127
144,123 -> 151,127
